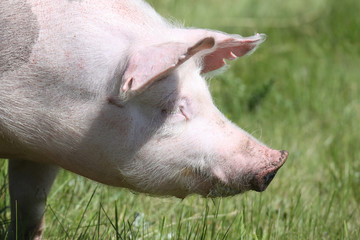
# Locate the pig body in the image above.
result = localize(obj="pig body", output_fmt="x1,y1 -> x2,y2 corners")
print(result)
0,0 -> 288,239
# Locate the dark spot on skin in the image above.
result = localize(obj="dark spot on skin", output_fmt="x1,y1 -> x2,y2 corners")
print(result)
216,119 -> 226,128
0,0 -> 40,73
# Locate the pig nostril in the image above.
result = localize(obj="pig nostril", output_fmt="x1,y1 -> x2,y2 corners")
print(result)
280,150 -> 289,161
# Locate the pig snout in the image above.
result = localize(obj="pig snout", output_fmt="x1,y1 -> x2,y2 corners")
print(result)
250,150 -> 289,192
206,148 -> 288,198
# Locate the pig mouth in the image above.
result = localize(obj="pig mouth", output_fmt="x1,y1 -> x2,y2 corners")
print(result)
181,168 -> 250,197
207,181 -> 247,197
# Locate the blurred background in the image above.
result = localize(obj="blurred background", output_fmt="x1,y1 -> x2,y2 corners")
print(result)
1,0 -> 359,239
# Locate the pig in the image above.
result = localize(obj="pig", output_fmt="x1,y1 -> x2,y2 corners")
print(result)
0,0 -> 288,239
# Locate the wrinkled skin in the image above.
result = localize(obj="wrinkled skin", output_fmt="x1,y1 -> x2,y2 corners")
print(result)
0,0 -> 288,239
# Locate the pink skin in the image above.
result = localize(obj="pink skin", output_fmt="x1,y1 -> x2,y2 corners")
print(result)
1,0 -> 288,239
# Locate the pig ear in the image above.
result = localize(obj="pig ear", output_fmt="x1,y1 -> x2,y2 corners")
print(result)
122,37 -> 215,93
197,32 -> 266,73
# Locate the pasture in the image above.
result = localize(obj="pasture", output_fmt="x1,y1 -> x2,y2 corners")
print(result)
1,0 -> 359,238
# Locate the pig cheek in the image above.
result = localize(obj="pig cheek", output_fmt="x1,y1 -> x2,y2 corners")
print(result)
95,107 -> 140,164
132,139 -> 202,194
118,134 -> 185,188
190,121 -> 253,185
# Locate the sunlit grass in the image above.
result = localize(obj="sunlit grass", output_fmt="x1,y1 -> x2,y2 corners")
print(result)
1,0 -> 359,239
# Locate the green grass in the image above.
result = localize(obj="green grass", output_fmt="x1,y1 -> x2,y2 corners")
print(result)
1,0 -> 359,239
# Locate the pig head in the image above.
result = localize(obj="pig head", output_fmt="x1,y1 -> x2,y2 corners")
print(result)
0,0 -> 288,239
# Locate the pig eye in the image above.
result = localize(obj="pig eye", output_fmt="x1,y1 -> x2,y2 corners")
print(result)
161,99 -> 191,123
160,97 -> 191,123
161,106 -> 187,122
179,105 -> 190,120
